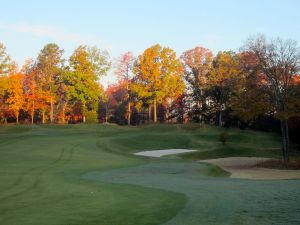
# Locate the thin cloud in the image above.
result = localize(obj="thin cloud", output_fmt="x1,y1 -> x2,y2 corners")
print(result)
0,22 -> 112,50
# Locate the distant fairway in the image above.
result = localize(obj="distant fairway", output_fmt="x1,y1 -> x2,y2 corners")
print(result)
0,124 -> 300,225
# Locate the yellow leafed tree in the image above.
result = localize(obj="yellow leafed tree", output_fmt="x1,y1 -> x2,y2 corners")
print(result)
133,44 -> 184,122
6,73 -> 25,124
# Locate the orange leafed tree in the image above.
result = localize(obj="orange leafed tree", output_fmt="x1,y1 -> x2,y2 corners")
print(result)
23,59 -> 51,124
23,59 -> 38,124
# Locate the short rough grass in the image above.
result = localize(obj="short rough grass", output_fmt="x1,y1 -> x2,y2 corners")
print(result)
257,159 -> 300,170
0,124 -> 299,225
174,125 -> 300,160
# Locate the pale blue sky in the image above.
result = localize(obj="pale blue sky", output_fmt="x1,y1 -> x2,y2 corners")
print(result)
1,0 -> 299,86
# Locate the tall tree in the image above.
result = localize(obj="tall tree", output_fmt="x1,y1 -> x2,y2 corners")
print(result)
36,43 -> 64,123
161,61 -> 185,122
133,44 -> 184,123
23,59 -> 51,124
67,45 -> 110,122
243,36 -> 300,162
56,67 -> 70,124
102,82 -> 128,124
98,86 -> 110,123
22,59 -> 37,124
6,73 -> 25,124
209,51 -> 240,126
181,47 -> 213,123
115,52 -> 135,125
0,74 -> 9,123
0,43 -> 15,76
0,43 -> 16,123
230,51 -> 271,122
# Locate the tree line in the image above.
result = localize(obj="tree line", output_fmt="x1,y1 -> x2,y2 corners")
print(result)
0,35 -> 299,162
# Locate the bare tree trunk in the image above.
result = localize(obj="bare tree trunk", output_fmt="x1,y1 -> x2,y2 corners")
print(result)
165,100 -> 171,123
16,111 -> 19,124
105,103 -> 109,123
127,102 -> 131,125
126,78 -> 131,125
82,105 -> 86,123
50,96 -> 54,123
148,104 -> 152,122
285,120 -> 290,152
62,105 -> 65,124
165,111 -> 168,123
199,89 -> 203,126
42,111 -> 45,124
31,102 -> 35,124
218,106 -> 222,127
154,97 -> 157,123
31,112 -> 34,124
280,119 -> 289,163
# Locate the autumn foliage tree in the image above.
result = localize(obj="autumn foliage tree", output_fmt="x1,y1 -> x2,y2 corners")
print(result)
181,47 -> 213,123
23,60 -> 38,124
23,60 -> 51,124
0,43 -> 16,123
67,45 -> 110,122
0,36 -> 299,151
239,36 -> 300,162
36,43 -> 64,123
115,52 -> 135,125
133,44 -> 184,123
209,51 -> 240,126
0,75 -> 10,123
56,68 -> 70,124
0,43 -> 15,76
6,72 -> 25,124
101,82 -> 128,124
230,51 -> 270,121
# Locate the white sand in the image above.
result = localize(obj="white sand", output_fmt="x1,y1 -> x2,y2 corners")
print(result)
200,157 -> 300,180
134,149 -> 198,158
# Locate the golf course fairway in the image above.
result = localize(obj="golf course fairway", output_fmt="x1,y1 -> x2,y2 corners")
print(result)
0,124 -> 299,225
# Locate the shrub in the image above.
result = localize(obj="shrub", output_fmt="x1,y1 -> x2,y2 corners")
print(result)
85,111 -> 98,123
219,131 -> 229,145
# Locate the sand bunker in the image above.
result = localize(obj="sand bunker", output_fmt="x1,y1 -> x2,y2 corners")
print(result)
134,150 -> 300,180
134,149 -> 198,158
200,157 -> 300,180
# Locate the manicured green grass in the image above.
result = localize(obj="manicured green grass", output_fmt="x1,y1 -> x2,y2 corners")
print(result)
85,160 -> 300,225
0,124 -> 299,225
0,124 -> 186,225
